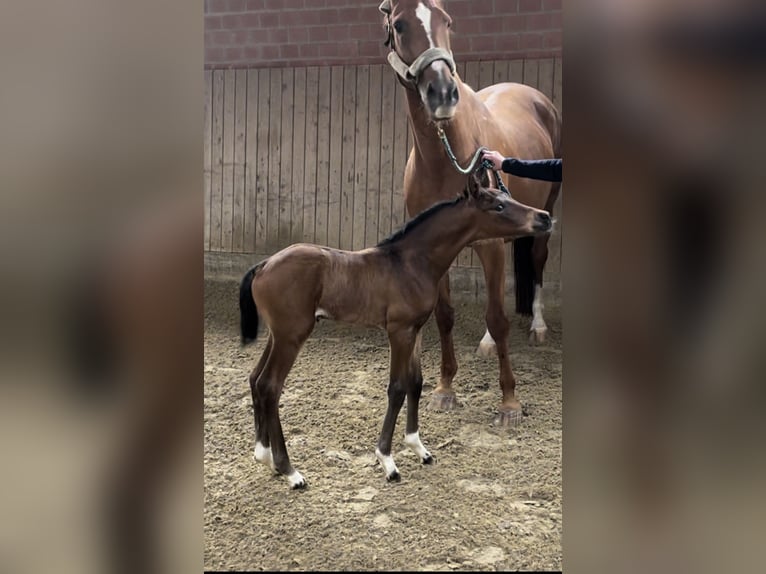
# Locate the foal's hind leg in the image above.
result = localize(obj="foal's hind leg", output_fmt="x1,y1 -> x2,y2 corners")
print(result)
257,328 -> 313,490
428,275 -> 459,412
249,334 -> 274,470
473,241 -> 523,427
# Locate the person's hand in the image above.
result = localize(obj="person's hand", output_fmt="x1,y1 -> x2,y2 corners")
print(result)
481,150 -> 504,170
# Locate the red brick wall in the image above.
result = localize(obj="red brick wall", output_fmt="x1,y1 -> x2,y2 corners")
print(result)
205,0 -> 562,69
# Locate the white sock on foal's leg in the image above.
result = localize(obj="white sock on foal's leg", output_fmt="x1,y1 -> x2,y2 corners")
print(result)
375,448 -> 401,482
404,431 -> 434,464
254,441 -> 275,470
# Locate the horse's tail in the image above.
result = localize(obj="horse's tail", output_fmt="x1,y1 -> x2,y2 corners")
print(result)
239,262 -> 264,345
513,236 -> 535,316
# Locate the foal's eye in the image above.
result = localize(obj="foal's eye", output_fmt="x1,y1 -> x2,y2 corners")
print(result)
393,20 -> 405,34
494,204 -> 504,212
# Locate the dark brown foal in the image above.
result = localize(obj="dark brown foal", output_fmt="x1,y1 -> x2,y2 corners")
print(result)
239,175 -> 552,489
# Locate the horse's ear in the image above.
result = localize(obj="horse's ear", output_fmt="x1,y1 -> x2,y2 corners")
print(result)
379,0 -> 391,15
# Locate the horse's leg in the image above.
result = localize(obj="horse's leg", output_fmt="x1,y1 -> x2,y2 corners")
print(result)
257,326 -> 312,490
530,182 -> 561,344
530,235 -> 550,344
428,275 -> 459,411
249,333 -> 275,470
376,327 -> 418,482
473,240 -> 523,427
475,245 -> 498,358
403,330 -> 434,465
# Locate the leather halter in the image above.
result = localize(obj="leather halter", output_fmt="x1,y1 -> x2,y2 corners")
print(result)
378,1 -> 507,196
379,0 -> 456,88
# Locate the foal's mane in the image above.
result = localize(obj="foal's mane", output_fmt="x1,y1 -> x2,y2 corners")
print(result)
377,195 -> 464,247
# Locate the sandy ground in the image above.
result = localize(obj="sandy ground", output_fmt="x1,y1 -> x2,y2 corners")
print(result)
204,279 -> 561,571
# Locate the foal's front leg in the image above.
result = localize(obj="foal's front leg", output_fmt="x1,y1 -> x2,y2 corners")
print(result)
376,327 -> 432,482
403,331 -> 434,465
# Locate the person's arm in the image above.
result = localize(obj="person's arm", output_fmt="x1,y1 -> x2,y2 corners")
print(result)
501,157 -> 562,183
481,150 -> 563,183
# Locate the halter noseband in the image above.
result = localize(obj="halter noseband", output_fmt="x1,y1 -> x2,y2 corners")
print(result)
379,0 -> 456,88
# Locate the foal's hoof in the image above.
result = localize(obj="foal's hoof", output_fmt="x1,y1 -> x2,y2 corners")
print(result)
422,453 -> 435,465
494,407 -> 524,427
528,328 -> 546,345
287,471 -> 307,490
428,391 -> 458,412
386,470 -> 401,483
476,340 -> 497,358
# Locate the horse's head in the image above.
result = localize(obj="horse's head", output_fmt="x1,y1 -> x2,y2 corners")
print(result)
380,0 -> 459,122
464,171 -> 553,239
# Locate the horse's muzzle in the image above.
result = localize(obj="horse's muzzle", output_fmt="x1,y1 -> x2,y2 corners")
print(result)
421,63 -> 459,120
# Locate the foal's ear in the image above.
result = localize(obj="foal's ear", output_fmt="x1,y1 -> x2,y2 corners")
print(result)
379,0 -> 391,14
466,170 -> 482,198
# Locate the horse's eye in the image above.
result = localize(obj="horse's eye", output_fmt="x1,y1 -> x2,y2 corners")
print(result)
494,204 -> 504,212
393,20 -> 404,34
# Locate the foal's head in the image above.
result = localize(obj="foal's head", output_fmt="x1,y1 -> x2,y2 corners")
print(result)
464,173 -> 553,240
380,0 -> 459,121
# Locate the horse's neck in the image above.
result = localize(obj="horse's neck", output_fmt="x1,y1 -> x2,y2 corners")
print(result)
398,202 -> 476,275
405,81 -> 483,176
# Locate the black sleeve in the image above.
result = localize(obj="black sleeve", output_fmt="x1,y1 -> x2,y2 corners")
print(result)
501,157 -> 562,182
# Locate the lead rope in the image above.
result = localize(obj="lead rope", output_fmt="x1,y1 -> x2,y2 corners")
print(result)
436,126 -> 511,196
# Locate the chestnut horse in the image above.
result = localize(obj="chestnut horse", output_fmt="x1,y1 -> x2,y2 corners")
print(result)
379,0 -> 562,425
239,175 -> 552,489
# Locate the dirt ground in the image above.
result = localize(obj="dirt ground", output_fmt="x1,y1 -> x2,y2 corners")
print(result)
204,279 -> 562,571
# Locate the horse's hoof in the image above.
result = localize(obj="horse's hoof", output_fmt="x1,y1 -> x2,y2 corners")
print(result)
428,391 -> 458,412
386,470 -> 401,483
494,407 -> 524,427
528,328 -> 546,345
476,341 -> 496,358
422,453 -> 435,465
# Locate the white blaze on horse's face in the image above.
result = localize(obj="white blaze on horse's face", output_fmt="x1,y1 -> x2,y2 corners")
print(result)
415,2 -> 435,48
411,2 -> 458,121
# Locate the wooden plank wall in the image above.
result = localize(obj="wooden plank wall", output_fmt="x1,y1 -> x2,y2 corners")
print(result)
204,58 -> 563,288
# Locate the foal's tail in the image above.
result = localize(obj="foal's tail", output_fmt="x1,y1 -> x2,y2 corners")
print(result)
239,263 -> 263,345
